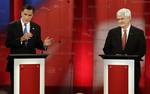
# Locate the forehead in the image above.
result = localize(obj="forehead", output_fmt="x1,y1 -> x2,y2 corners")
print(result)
21,9 -> 33,14
117,15 -> 129,19
117,15 -> 125,18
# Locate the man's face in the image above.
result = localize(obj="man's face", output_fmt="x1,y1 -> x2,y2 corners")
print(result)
117,15 -> 131,29
21,9 -> 33,23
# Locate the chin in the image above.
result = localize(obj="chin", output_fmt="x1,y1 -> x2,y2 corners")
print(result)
120,25 -> 125,28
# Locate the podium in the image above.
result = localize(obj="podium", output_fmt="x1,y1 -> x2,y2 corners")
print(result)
8,54 -> 48,94
100,55 -> 141,94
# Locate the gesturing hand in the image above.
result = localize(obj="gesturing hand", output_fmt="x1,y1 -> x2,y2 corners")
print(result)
20,32 -> 33,42
43,36 -> 53,47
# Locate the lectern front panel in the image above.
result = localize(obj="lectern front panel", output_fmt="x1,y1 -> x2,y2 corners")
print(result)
104,59 -> 134,94
14,58 -> 45,94
108,65 -> 128,94
20,64 -> 40,94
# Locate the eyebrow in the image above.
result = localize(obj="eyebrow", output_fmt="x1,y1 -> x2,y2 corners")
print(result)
117,18 -> 124,20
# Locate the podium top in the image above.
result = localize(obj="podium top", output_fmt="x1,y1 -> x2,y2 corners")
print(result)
8,54 -> 48,58
99,54 -> 142,61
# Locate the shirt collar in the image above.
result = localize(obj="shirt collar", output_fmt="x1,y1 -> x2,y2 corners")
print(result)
121,24 -> 131,31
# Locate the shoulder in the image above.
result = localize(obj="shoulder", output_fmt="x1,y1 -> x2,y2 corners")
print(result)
8,20 -> 20,26
131,25 -> 143,31
130,25 -> 144,34
30,21 -> 40,27
110,26 -> 120,31
30,21 -> 41,30
108,26 -> 121,34
7,20 -> 21,29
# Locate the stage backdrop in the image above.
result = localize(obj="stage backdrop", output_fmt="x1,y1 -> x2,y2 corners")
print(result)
1,0 -> 150,94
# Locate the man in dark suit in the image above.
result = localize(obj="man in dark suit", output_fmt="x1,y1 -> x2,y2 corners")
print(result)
103,8 -> 146,94
5,4 -> 52,94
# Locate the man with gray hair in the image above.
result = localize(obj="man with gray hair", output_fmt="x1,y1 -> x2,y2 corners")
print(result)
117,8 -> 131,18
103,8 -> 146,94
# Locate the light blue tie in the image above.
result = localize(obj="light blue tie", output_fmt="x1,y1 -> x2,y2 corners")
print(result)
24,24 -> 28,46
24,24 -> 27,34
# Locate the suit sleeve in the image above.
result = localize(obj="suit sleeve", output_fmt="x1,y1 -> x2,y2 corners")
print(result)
34,25 -> 45,50
5,24 -> 23,48
135,31 -> 146,57
103,31 -> 113,54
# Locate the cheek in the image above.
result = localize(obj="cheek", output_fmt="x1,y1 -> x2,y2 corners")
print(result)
26,16 -> 32,20
29,16 -> 33,19
118,21 -> 124,24
120,20 -> 126,24
118,20 -> 122,23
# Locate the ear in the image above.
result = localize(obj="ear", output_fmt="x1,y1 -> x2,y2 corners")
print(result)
21,11 -> 23,17
128,16 -> 131,21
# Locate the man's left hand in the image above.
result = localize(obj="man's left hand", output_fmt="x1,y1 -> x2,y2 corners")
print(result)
44,36 -> 53,47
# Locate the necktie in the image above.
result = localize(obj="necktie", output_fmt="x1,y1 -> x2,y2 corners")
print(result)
122,29 -> 127,49
24,24 -> 27,34
24,24 -> 28,46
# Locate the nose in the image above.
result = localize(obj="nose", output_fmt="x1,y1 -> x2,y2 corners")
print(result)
25,15 -> 29,19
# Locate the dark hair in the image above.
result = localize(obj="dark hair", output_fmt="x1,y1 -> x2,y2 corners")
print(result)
21,4 -> 35,13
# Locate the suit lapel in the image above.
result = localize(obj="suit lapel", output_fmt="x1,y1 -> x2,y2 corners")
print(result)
117,27 -> 123,49
125,26 -> 134,49
30,22 -> 35,33
17,20 -> 24,35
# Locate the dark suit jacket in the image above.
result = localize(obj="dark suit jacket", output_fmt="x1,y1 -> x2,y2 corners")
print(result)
5,20 -> 45,71
103,25 -> 146,58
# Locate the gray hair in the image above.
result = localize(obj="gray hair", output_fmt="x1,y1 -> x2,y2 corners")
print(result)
116,8 -> 131,17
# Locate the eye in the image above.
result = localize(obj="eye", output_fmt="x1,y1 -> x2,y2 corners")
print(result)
23,13 -> 28,16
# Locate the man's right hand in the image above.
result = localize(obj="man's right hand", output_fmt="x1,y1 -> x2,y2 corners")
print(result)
20,32 -> 33,42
